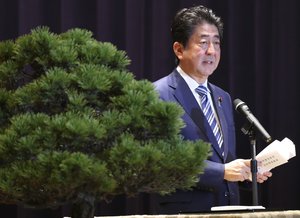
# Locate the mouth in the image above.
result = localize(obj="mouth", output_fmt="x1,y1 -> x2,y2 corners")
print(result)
203,60 -> 214,64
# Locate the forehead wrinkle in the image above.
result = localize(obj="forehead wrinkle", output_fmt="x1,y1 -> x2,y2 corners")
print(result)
199,34 -> 220,39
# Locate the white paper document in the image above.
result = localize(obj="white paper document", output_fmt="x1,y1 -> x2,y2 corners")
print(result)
256,137 -> 296,173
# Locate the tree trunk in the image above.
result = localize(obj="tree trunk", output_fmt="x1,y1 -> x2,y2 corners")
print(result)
71,193 -> 95,218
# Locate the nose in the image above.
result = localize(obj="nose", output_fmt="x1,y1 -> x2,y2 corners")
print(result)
206,42 -> 216,54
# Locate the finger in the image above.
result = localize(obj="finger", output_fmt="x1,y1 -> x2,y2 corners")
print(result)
257,178 -> 264,183
264,172 -> 272,177
244,159 -> 251,167
256,174 -> 266,182
242,171 -> 250,181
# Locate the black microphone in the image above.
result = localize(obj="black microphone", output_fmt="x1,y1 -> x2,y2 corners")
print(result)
233,99 -> 272,143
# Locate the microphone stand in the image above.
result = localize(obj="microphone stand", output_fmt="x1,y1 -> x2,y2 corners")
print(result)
241,122 -> 258,206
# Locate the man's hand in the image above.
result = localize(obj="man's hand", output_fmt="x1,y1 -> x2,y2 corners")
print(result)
224,159 -> 251,182
224,159 -> 273,183
257,171 -> 272,183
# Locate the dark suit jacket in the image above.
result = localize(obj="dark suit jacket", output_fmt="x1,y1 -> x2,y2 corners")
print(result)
151,69 -> 239,214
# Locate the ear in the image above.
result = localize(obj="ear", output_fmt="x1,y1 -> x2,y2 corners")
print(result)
173,42 -> 184,61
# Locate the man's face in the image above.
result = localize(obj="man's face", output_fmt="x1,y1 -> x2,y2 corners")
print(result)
175,23 -> 221,83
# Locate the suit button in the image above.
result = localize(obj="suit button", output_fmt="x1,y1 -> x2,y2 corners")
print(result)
225,191 -> 235,197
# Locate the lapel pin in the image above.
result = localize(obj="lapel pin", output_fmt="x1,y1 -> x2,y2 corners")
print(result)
218,97 -> 222,107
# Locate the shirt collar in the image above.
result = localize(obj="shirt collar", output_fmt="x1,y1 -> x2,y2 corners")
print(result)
176,66 -> 210,93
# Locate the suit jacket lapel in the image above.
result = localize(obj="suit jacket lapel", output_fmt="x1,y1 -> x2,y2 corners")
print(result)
173,74 -> 207,138
169,71 -> 225,159
209,84 -> 229,159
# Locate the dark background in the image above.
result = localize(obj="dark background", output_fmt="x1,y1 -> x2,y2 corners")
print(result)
0,0 -> 299,217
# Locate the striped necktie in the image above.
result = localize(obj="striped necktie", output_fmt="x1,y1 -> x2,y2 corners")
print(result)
195,85 -> 224,152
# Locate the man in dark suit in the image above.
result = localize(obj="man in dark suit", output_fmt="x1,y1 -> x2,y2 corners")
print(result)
152,5 -> 272,213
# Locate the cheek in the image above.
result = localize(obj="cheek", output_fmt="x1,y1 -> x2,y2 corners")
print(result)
214,52 -> 221,64
217,51 -> 221,60
216,56 -> 221,64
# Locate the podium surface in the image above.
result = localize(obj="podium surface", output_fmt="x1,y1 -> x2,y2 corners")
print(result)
65,210 -> 300,218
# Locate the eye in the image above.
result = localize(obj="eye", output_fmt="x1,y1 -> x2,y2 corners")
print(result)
213,41 -> 221,50
199,41 -> 209,49
200,41 -> 208,45
214,41 -> 221,46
